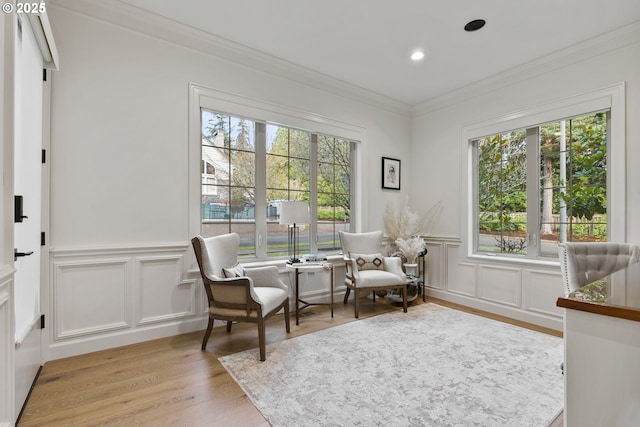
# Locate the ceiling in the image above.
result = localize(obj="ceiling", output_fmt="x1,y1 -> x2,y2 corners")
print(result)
118,0 -> 640,106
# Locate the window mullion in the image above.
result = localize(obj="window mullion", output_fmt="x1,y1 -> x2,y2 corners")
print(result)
309,134 -> 318,254
255,122 -> 267,258
526,127 -> 540,257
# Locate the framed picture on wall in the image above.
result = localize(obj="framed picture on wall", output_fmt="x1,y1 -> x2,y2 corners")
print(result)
382,157 -> 401,190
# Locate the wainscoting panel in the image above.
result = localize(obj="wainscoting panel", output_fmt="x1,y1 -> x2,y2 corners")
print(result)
445,242 -> 477,296
53,259 -> 131,339
477,264 -> 522,307
425,242 -> 443,288
48,244 -> 204,359
448,263 -> 477,297
137,256 -> 196,325
522,269 -> 564,318
425,237 -> 563,331
0,273 -> 14,426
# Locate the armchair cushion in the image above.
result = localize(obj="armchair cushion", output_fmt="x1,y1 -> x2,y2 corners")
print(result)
244,266 -> 288,291
254,287 -> 289,313
222,262 -> 244,278
354,270 -> 407,288
351,252 -> 384,271
383,256 -> 406,278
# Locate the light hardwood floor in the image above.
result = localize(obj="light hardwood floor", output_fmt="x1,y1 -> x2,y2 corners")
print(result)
18,297 -> 563,426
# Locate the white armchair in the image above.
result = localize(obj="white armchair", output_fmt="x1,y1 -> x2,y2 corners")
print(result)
192,233 -> 290,361
339,230 -> 408,318
558,242 -> 640,294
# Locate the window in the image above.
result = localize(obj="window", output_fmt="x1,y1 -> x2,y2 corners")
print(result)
266,125 -> 311,257
200,109 -> 355,259
473,111 -> 609,258
316,135 -> 351,253
201,113 -> 257,256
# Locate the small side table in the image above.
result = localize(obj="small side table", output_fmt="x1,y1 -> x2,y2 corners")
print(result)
286,262 -> 334,325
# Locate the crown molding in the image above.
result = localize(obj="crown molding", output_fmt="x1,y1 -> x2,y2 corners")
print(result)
412,20 -> 640,118
50,0 -> 411,118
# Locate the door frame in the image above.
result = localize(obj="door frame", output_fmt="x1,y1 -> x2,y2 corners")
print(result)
0,6 -> 58,425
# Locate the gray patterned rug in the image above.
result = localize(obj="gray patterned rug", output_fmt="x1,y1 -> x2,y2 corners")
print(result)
219,303 -> 563,426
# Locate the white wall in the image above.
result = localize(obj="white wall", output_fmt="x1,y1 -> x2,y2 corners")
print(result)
46,4 -> 411,358
411,23 -> 640,330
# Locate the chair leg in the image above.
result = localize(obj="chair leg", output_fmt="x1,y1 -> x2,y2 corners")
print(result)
402,285 -> 408,313
343,288 -> 351,304
201,317 -> 214,350
258,317 -> 266,361
226,321 -> 232,332
283,299 -> 291,333
354,290 -> 360,318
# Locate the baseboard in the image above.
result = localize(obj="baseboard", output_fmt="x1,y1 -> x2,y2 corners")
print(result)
48,316 -> 207,360
425,288 -> 563,332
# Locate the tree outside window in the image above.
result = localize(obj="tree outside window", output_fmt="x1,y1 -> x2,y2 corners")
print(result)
475,111 -> 608,257
201,109 -> 353,259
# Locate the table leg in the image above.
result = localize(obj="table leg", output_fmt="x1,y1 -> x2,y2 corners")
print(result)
330,265 -> 334,318
295,268 -> 300,326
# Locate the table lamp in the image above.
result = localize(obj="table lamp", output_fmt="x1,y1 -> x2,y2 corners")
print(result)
279,201 -> 309,264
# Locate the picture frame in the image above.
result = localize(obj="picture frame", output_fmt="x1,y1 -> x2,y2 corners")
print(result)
382,157 -> 401,190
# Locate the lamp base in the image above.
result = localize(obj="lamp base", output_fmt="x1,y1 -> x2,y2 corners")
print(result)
287,258 -> 302,264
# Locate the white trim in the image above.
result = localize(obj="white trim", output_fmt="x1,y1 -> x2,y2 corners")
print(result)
413,21 -> 640,116
26,11 -> 58,70
47,316 -> 206,360
426,287 -> 563,331
50,242 -> 189,258
49,0 -> 410,117
188,82 -> 365,249
0,265 -> 15,282
460,83 -> 626,262
14,316 -> 40,348
190,83 -> 366,141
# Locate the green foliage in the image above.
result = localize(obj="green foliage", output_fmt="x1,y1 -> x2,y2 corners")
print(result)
477,111 -> 607,246
317,207 -> 348,221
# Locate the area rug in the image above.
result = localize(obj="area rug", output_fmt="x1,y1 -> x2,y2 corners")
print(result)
219,303 -> 564,426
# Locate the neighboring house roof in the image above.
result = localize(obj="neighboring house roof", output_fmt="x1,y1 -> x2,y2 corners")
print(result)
202,134 -> 231,184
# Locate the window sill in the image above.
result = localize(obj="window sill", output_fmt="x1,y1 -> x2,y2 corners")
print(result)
468,253 -> 560,269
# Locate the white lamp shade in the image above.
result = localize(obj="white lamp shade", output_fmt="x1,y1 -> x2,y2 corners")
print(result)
279,201 -> 309,225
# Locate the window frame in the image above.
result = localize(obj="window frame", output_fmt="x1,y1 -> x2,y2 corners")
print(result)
189,83 -> 364,262
461,83 -> 626,266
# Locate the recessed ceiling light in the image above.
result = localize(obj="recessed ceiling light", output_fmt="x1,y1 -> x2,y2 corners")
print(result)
411,50 -> 425,61
464,19 -> 486,32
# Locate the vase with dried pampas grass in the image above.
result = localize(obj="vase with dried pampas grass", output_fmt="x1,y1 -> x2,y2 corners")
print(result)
383,200 -> 442,261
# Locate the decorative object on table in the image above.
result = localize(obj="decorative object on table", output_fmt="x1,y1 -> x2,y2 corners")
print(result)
381,200 -> 440,301
383,200 -> 442,245
383,199 -> 442,256
303,253 -> 327,262
279,200 -> 310,264
219,303 -> 563,427
395,236 -> 426,275
381,156 -> 401,190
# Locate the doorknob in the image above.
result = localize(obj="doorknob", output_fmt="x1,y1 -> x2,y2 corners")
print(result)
14,249 -> 34,261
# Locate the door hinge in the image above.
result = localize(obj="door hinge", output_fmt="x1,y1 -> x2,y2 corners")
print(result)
43,69 -> 47,81
42,149 -> 46,164
41,232 -> 46,246
40,314 -> 45,329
